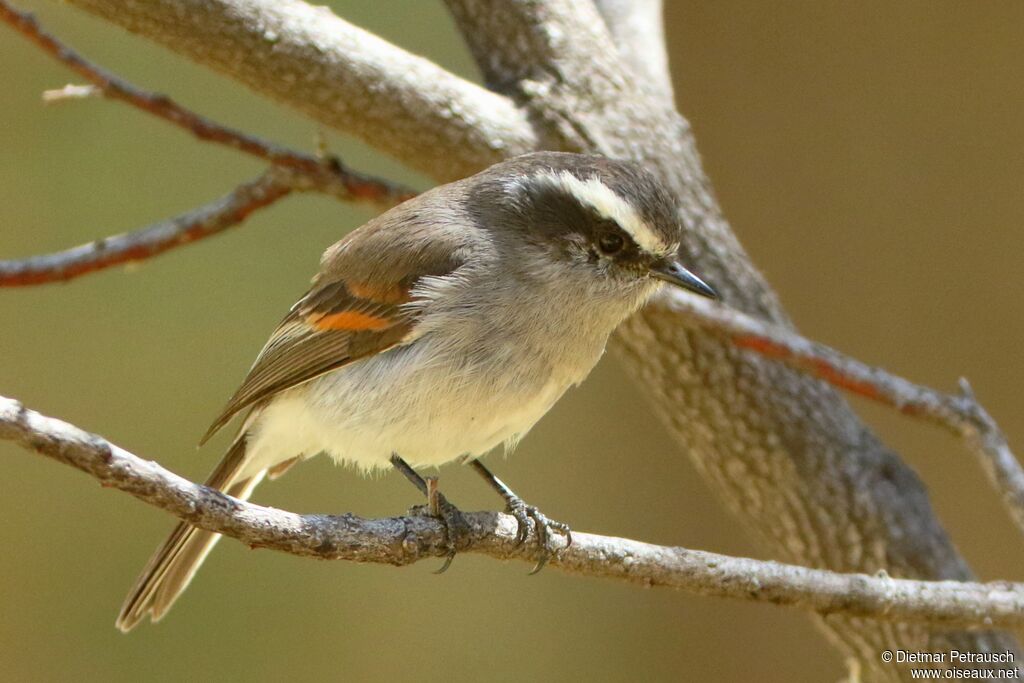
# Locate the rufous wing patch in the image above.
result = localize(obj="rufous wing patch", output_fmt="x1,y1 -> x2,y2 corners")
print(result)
307,309 -> 393,332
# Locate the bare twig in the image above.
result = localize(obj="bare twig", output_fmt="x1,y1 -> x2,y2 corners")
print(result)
665,291 -> 1024,539
1,393 -> 1022,630
0,0 -> 416,207
0,171 -> 291,286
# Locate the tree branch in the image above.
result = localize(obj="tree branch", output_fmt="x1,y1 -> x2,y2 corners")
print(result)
664,291 -> 1024,542
3,393 -> 1023,630
0,170 -> 290,286
443,0 -> 628,123
0,0 -> 416,207
592,0 -> 674,102
63,0 -> 539,182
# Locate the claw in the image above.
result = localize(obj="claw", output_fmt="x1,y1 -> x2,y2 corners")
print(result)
410,477 -> 463,573
507,499 -> 531,547
503,499 -> 570,574
527,554 -> 549,576
433,552 -> 456,575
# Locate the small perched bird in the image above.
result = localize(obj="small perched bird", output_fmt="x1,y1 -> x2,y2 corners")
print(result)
116,151 -> 716,631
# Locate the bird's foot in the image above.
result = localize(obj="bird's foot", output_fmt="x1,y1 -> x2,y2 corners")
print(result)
408,476 -> 465,573
505,496 -> 572,575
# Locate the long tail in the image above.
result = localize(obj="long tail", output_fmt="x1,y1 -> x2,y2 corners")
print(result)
115,437 -> 264,632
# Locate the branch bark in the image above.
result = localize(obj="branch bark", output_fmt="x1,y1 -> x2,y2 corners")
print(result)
592,0 -> 674,101
3,394 -> 1023,630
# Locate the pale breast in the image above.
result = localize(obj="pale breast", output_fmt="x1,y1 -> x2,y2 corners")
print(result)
243,310 -> 610,474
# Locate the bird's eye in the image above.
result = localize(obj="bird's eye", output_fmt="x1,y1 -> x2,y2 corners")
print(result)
597,231 -> 625,255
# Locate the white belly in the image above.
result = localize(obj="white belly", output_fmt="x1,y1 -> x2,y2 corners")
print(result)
241,329 -> 606,476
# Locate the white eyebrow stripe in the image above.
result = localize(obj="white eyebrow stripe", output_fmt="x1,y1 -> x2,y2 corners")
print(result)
533,170 -> 667,254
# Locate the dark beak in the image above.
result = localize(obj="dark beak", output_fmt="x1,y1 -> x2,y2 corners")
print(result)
650,259 -> 718,299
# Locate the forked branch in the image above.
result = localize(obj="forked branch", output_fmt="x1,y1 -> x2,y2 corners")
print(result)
1,394 -> 1022,629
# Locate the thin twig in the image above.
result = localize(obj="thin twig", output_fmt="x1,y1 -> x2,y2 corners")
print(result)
664,292 -> 1024,539
0,171 -> 291,286
1,394 -> 1021,629
0,0 -> 416,207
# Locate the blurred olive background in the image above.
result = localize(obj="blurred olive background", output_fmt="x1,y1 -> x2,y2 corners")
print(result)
1,2 -> 1022,681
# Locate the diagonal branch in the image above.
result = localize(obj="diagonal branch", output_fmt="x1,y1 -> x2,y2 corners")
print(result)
0,170 -> 291,286
62,0 -> 539,182
3,393 -> 1023,630
665,291 -> 1024,540
0,0 -> 415,208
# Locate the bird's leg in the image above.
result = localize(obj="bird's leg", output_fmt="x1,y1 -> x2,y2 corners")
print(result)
469,460 -> 571,574
390,453 -> 462,573
390,453 -> 428,495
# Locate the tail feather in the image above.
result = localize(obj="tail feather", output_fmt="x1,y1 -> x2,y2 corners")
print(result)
116,438 -> 264,632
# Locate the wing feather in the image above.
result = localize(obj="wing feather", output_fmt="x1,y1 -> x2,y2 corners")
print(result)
200,190 -> 471,444
199,286 -> 412,444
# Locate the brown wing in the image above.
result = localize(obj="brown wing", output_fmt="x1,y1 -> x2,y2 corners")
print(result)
200,188 -> 473,444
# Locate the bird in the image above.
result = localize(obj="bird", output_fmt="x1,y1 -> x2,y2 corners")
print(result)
115,151 -> 717,631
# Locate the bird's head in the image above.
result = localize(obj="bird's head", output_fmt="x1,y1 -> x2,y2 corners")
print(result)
472,152 -> 717,306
